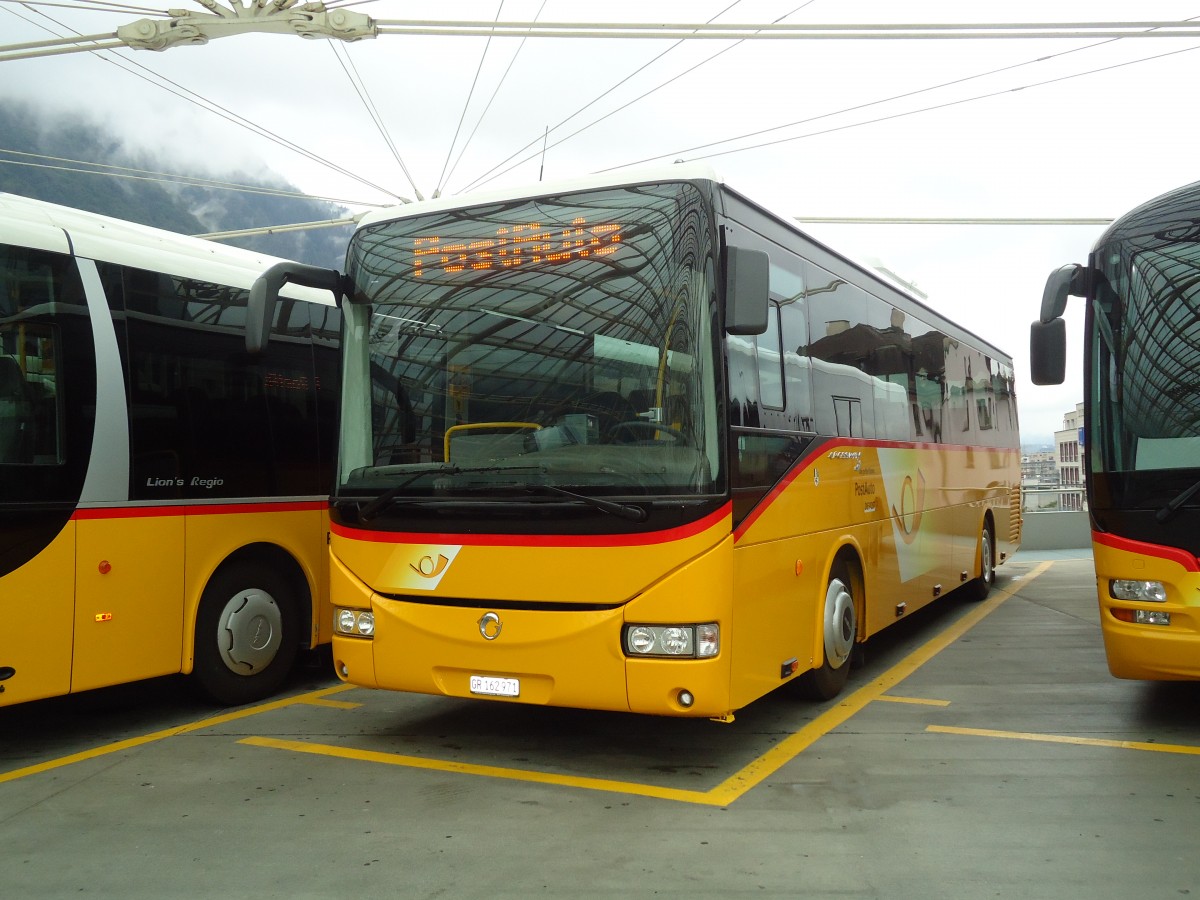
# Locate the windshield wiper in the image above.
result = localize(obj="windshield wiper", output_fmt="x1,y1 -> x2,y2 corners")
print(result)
525,483 -> 648,523
356,463 -> 538,522
1155,477 -> 1200,524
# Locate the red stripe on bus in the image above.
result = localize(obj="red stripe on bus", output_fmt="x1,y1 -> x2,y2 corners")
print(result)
1093,531 -> 1200,572
333,502 -> 733,548
71,500 -> 328,520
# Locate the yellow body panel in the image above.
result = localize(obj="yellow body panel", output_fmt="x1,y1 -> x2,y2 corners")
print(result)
72,514 -> 185,692
0,504 -> 330,705
1093,536 -> 1200,680
332,441 -> 1020,717
0,524 -> 76,705
332,516 -> 737,716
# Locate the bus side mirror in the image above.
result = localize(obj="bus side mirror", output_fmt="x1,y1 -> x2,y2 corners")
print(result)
1029,263 -> 1085,386
1029,317 -> 1067,385
247,262 -> 347,355
724,245 -> 770,335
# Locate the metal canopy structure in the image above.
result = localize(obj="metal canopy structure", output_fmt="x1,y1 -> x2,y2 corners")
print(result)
2,2 -> 1199,62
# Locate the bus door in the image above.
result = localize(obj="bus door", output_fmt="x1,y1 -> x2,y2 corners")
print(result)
70,257 -> 186,693
72,514 -> 185,692
0,237 -> 83,703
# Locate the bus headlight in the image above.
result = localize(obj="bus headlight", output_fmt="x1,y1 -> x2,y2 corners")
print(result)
623,623 -> 719,658
335,608 -> 375,638
1110,580 -> 1167,603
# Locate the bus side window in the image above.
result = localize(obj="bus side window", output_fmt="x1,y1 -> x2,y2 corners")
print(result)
778,296 -> 813,432
0,326 -> 61,466
0,354 -> 30,463
755,304 -> 784,410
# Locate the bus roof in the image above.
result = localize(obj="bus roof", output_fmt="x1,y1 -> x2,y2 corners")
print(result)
355,166 -> 1013,364
1095,178 -> 1200,250
355,163 -> 725,229
0,192 -> 333,306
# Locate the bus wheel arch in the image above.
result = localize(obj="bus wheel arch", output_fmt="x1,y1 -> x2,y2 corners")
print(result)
798,548 -> 863,701
190,544 -> 311,705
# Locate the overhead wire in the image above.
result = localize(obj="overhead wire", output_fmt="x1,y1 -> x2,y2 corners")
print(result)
327,39 -> 424,200
1,0 -> 163,16
456,0 -> 758,195
0,146 -> 382,207
3,2 -> 1198,215
617,15 -> 1200,170
433,0 -> 505,198
437,0 -> 547,197
3,0 -> 412,203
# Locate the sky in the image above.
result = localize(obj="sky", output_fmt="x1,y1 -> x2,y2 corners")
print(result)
4,0 -> 1200,444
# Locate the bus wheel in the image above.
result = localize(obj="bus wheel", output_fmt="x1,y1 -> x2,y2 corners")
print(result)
192,562 -> 298,705
964,522 -> 995,602
799,564 -> 858,701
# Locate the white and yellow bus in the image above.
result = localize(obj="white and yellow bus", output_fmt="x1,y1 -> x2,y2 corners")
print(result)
0,194 -> 340,707
252,165 -> 1021,719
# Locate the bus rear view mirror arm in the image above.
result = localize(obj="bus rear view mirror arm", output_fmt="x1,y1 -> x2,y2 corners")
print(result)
1039,263 -> 1087,323
247,262 -> 349,355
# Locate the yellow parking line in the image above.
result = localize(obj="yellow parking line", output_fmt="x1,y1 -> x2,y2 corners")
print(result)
703,564 -> 1046,805
928,724 -> 1200,756
301,697 -> 363,710
242,564 -> 1051,806
241,736 -> 717,804
878,695 -> 952,707
5,563 -> 1052,797
0,684 -> 355,785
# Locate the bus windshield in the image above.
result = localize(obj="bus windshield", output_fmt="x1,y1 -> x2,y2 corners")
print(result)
1091,233 -> 1200,486
336,182 -> 721,509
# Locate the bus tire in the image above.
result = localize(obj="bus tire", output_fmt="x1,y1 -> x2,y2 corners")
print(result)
798,562 -> 858,701
191,561 -> 299,705
964,521 -> 995,602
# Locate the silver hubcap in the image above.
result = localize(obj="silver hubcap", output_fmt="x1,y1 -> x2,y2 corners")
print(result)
823,577 -> 856,670
217,589 -> 282,675
981,529 -> 994,584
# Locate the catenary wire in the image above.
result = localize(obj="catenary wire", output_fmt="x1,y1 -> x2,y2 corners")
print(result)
328,39 -> 424,200
456,0 -> 755,195
3,0 -> 412,202
654,38 -> 1200,168
437,0 -> 547,197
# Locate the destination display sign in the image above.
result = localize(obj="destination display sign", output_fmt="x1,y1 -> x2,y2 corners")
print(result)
412,218 -> 623,277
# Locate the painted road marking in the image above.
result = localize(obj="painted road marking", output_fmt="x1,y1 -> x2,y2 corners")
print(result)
300,697 -> 363,710
928,725 -> 1200,756
2,562 -> 1058,798
0,684 -> 354,785
239,564 -> 1052,806
878,695 -> 952,707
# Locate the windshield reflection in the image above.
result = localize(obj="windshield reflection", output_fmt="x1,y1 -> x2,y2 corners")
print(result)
338,182 -> 721,504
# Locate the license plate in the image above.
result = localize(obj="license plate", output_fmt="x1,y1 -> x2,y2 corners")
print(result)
470,675 -> 520,697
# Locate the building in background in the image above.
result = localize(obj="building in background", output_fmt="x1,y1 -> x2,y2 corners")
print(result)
1021,402 -> 1086,513
1054,402 -> 1086,512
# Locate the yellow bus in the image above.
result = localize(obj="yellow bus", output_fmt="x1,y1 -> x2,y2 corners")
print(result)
252,165 -> 1021,718
0,194 -> 340,707
1031,179 -> 1200,680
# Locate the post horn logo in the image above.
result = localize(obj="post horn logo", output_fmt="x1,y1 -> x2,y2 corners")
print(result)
891,471 -> 927,545
478,611 -> 503,641
410,553 -> 451,579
